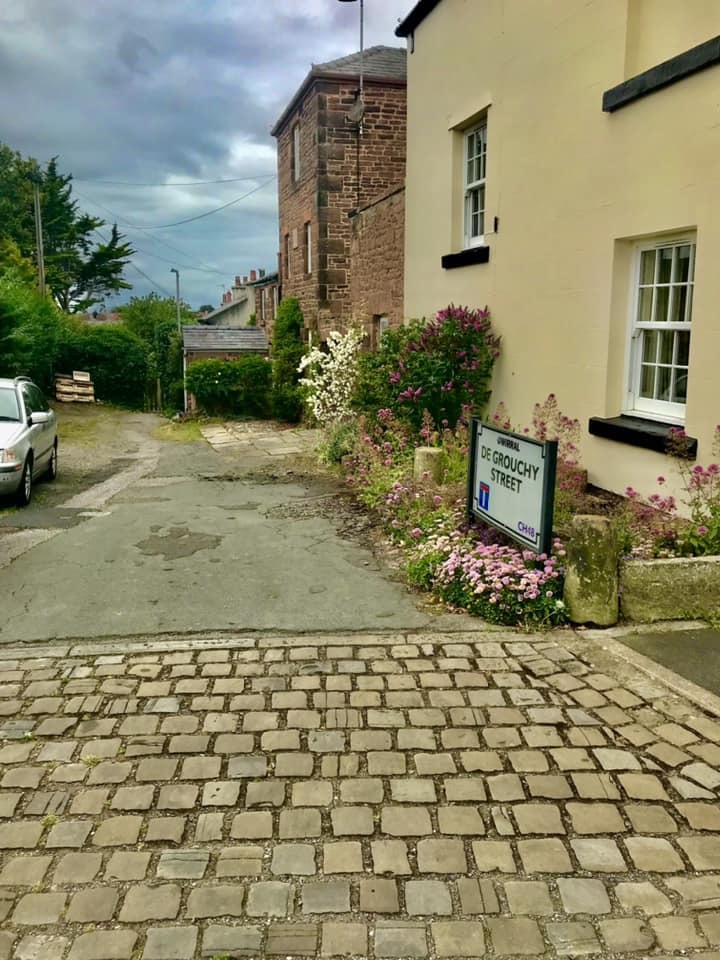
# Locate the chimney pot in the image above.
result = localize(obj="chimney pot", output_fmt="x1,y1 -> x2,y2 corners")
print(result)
235,275 -> 241,286
243,275 -> 248,284
259,268 -> 266,278
250,269 -> 257,282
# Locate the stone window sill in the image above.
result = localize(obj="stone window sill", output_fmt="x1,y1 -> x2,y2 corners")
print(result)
441,246 -> 490,270
588,415 -> 697,458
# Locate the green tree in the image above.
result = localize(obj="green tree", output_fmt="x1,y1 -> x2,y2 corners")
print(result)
119,293 -> 193,410
271,297 -> 304,422
0,267 -> 62,391
0,144 -> 134,313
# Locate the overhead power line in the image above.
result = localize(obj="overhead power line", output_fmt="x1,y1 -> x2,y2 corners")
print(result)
74,190 -> 226,275
74,174 -> 275,187
93,227 -> 174,299
129,178 -> 276,229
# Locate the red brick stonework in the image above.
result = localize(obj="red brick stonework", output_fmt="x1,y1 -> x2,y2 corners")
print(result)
349,185 -> 405,345
272,47 -> 407,342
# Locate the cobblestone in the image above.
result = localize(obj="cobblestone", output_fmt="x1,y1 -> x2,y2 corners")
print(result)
1,631 -> 720,957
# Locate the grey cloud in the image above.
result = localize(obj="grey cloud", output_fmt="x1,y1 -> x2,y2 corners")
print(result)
0,0 -> 410,307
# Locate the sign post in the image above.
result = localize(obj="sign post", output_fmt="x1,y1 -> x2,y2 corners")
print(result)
467,418 -> 558,554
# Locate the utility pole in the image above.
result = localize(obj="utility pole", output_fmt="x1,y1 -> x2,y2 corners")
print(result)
28,170 -> 46,296
170,268 -> 181,332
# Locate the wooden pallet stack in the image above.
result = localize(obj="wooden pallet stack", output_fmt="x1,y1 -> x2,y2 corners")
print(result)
55,371 -> 95,403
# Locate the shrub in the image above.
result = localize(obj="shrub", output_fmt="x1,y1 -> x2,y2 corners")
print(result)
0,267 -> 62,391
354,305 -> 500,430
317,421 -> 359,465
413,530 -> 567,627
272,298 -> 304,422
185,356 -> 272,417
299,328 -> 364,426
56,322 -> 148,408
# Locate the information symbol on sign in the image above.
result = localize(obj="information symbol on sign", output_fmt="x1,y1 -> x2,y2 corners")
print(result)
478,482 -> 490,511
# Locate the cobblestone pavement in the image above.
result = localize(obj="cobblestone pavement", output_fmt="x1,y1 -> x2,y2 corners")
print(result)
200,423 -> 320,457
2,631 -> 720,959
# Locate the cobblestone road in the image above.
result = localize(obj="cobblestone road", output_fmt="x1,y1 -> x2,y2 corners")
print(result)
2,630 -> 720,959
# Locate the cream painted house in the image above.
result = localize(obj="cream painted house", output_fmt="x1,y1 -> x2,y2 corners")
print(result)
396,0 -> 720,504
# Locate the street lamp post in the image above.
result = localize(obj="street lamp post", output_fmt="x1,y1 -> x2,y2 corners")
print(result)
170,268 -> 181,333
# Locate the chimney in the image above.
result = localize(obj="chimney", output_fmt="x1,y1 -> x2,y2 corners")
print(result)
259,269 -> 266,279
250,269 -> 257,282
243,275 -> 248,285
235,275 -> 241,287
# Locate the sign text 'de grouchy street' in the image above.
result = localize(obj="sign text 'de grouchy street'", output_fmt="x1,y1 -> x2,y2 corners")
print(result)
467,419 -> 557,553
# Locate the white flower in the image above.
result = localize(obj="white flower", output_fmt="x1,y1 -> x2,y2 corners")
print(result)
555,600 -> 565,609
298,327 -> 365,427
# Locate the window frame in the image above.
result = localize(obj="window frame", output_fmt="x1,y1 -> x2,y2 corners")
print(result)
292,123 -> 301,183
284,233 -> 291,280
463,122 -> 487,249
625,235 -> 695,423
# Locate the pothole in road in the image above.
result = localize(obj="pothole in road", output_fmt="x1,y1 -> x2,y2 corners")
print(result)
135,525 -> 222,560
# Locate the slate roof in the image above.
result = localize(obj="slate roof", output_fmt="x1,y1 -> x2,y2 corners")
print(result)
272,45 -> 406,135
314,45 -> 407,81
182,326 -> 268,353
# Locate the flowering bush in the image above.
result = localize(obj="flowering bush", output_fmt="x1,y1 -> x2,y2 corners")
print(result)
298,328 -> 365,427
620,426 -> 720,557
345,409 -> 415,509
406,527 -> 567,627
354,305 -> 500,429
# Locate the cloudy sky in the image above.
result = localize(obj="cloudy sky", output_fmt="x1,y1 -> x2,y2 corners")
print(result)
0,0 -> 412,310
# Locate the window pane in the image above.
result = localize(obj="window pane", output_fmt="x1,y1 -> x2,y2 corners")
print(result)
658,330 -> 674,365
658,247 -> 673,284
654,284 -> 669,323
640,365 -> 655,398
640,249 -> 656,285
642,330 -> 659,364
673,369 -> 688,403
676,244 -> 692,283
637,286 -> 653,323
676,330 -> 690,366
670,283 -> 687,324
656,366 -> 671,401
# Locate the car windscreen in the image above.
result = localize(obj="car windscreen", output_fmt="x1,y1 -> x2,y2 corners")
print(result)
0,387 -> 20,421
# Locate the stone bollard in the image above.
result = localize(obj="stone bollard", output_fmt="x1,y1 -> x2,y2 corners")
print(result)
563,515 -> 620,626
413,447 -> 444,484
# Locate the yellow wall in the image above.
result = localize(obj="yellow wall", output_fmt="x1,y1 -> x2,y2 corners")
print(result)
402,0 -> 720,503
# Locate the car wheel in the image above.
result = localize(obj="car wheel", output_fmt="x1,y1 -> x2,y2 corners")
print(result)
17,456 -> 32,506
47,442 -> 58,481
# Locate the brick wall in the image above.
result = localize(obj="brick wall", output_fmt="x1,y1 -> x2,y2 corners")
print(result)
276,74 -> 406,342
349,185 -> 405,342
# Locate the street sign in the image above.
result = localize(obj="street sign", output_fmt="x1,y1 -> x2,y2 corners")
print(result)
467,418 -> 557,554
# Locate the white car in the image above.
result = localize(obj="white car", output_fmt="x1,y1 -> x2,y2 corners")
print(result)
0,377 -> 58,506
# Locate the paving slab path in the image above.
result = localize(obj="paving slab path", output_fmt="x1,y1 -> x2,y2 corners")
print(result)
2,629 -> 720,959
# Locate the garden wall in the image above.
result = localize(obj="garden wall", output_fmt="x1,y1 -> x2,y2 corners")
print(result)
620,556 -> 720,622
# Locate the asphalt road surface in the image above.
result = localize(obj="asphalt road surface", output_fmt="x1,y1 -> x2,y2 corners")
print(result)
0,408 -> 462,644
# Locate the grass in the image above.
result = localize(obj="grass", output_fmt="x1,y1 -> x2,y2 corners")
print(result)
152,420 -> 203,443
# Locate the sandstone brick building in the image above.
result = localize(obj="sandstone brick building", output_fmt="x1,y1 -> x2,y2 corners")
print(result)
271,46 -> 407,342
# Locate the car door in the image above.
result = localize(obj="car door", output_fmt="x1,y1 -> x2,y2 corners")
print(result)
22,385 -> 52,473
